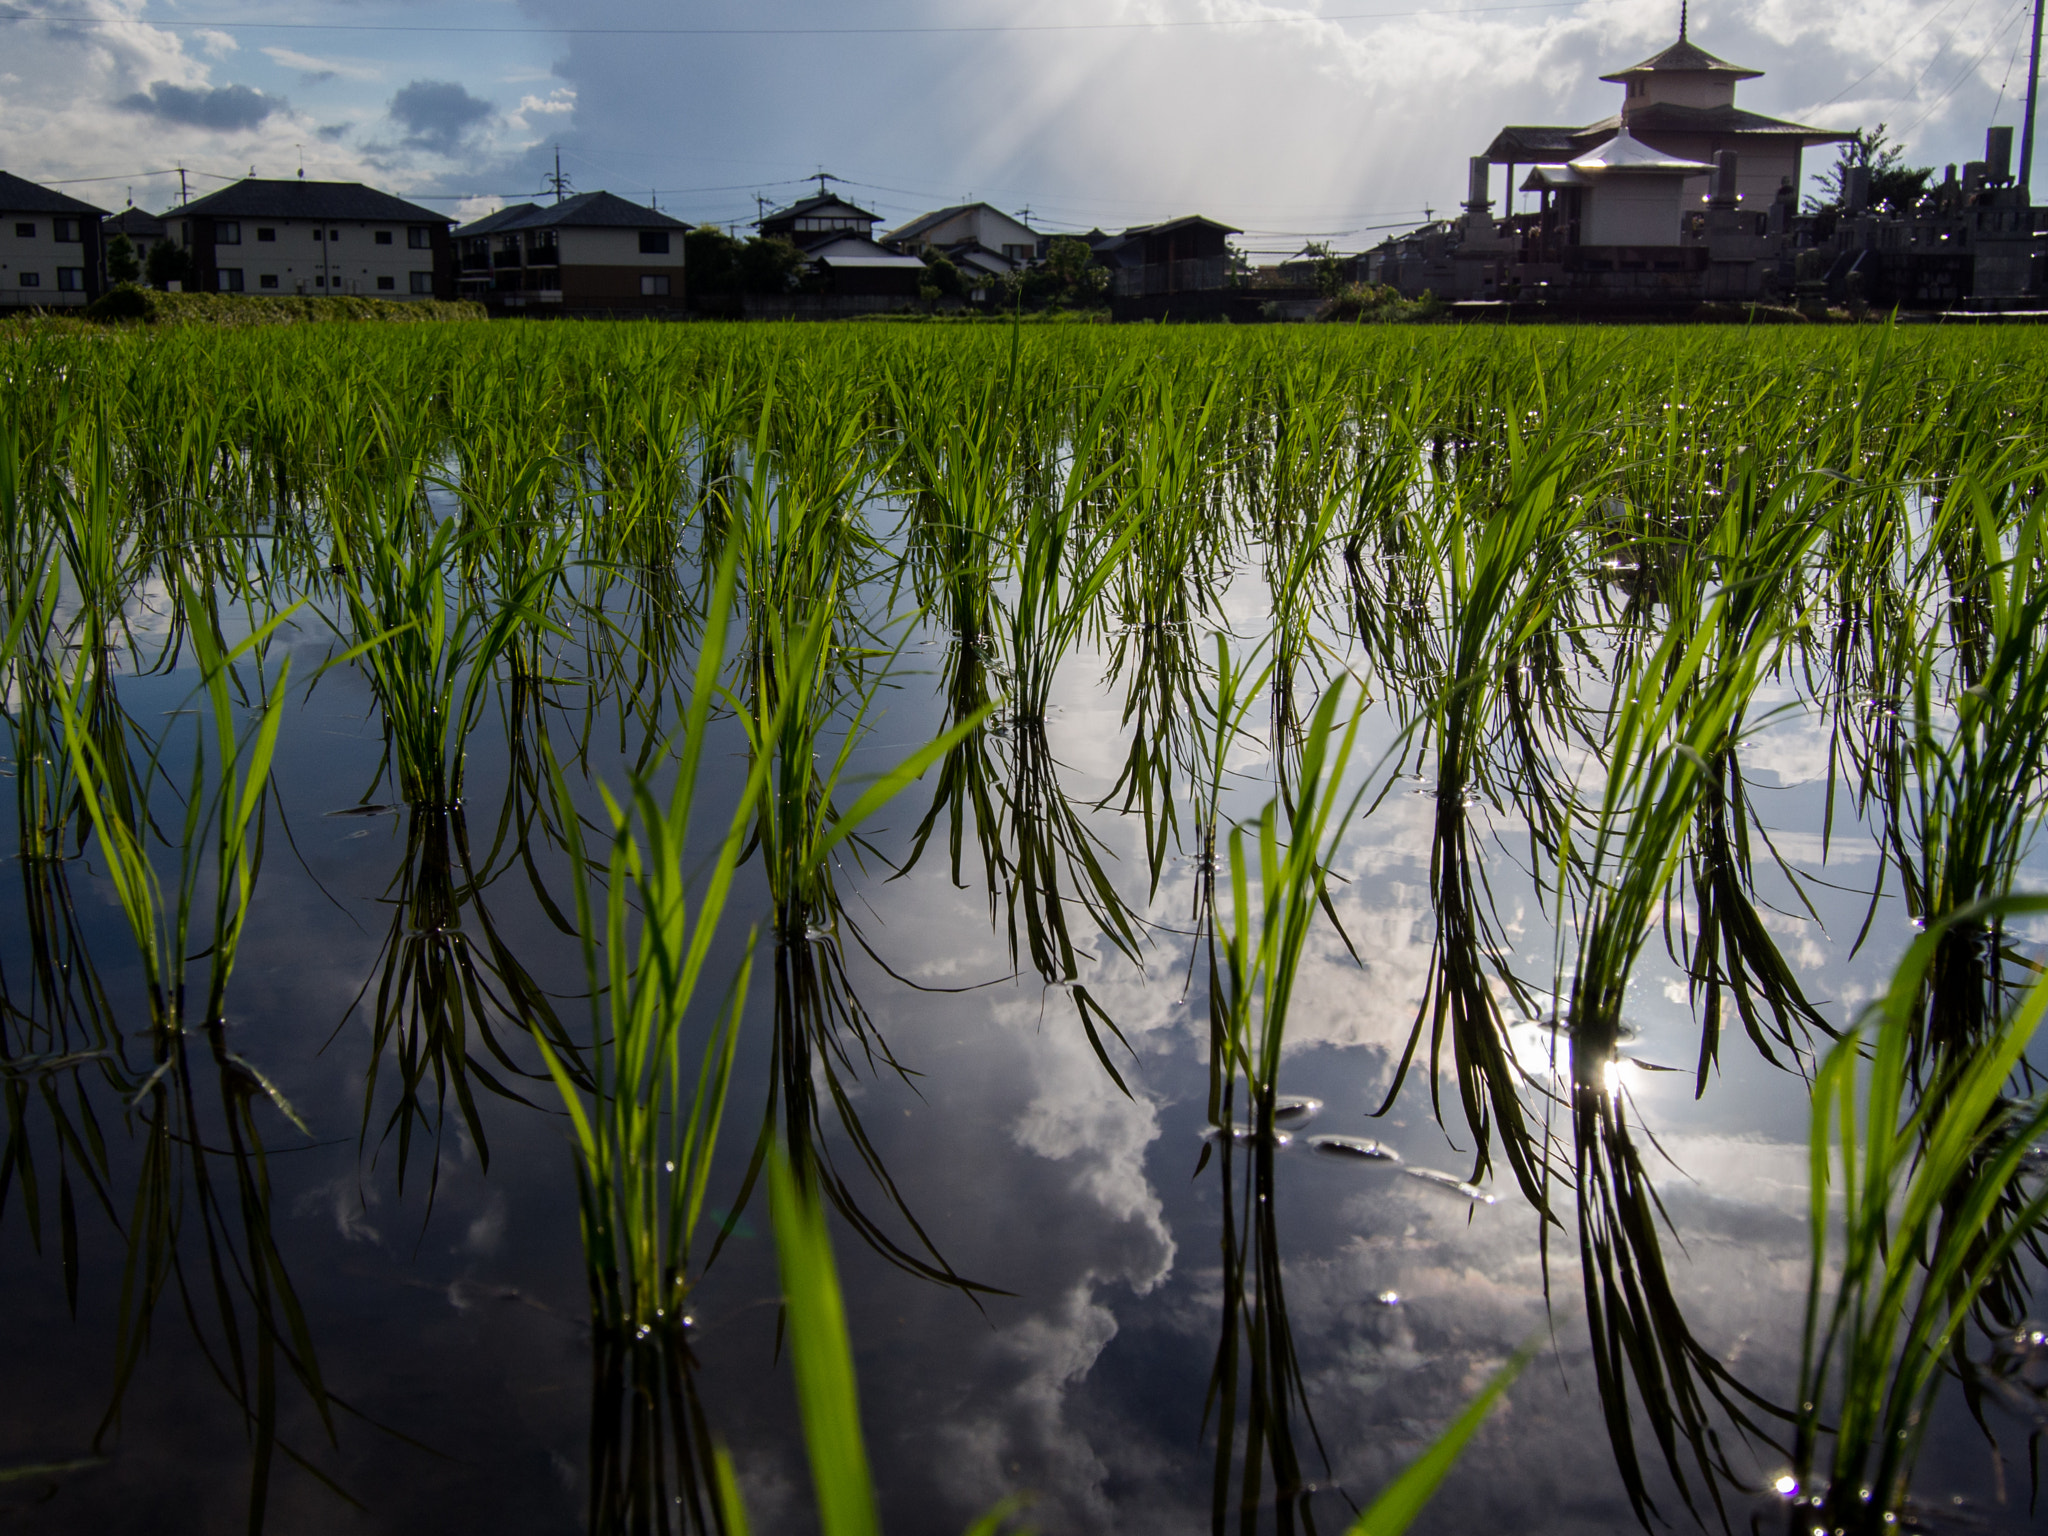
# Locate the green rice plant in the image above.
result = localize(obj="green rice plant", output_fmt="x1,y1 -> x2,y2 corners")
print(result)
1210,675 -> 1366,1129
531,543 -> 759,1338
1555,589 -> 1793,1527
52,577 -> 296,1041
1665,481 -> 1836,1088
1003,360 -> 1141,729
1789,898 -> 2048,1534
327,508 -> 568,809
1876,489 -> 2048,1064
1380,422 -> 1598,1208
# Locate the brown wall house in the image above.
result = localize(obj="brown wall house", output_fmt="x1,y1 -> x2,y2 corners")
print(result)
455,192 -> 689,317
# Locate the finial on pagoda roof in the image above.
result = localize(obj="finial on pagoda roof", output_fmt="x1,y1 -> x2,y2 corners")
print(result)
1680,2 -> 1689,40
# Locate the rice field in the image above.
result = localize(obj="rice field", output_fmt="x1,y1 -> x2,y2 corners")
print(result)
2,318 -> 2047,1536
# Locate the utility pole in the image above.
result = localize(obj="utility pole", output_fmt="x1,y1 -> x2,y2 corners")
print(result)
547,145 -> 571,204
177,165 -> 188,205
2023,0 -> 2045,196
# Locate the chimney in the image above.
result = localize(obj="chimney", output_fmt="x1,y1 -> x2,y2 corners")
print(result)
1988,125 -> 2015,183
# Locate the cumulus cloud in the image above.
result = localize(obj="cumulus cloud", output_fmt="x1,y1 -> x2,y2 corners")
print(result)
118,79 -> 286,132
389,77 -> 495,155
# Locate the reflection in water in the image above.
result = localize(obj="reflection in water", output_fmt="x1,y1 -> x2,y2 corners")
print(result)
343,803 -> 572,1197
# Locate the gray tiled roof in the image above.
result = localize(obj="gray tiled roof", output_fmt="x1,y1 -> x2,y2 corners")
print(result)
0,170 -> 109,218
454,191 -> 689,238
175,178 -> 452,224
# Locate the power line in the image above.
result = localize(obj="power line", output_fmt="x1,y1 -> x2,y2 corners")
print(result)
0,2 -> 1592,38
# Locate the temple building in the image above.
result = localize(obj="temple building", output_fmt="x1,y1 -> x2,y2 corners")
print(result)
1483,24 -> 1850,222
1365,10 -> 2047,313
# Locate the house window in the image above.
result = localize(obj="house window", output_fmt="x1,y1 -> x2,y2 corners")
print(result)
217,268 -> 244,292
53,218 -> 82,242
18,272 -> 39,287
257,227 -> 276,242
640,274 -> 671,296
408,226 -> 431,249
259,273 -> 279,289
57,268 -> 85,291
1002,243 -> 1032,262
377,275 -> 396,290
409,271 -> 433,294
215,221 -> 241,245
313,274 -> 326,287
639,230 -> 670,254
375,230 -> 394,245
13,222 -> 32,238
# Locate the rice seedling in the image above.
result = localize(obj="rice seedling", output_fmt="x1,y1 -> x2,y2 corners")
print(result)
1377,419 -> 1599,1209
326,506 -> 568,811
1788,898 -> 2048,1534
531,545 -> 761,1344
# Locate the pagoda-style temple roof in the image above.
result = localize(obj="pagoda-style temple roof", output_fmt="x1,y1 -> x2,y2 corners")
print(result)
1484,103 -> 1852,165
1600,35 -> 1763,84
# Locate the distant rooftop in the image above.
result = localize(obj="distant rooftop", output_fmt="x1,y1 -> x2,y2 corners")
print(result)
176,178 -> 451,224
454,191 -> 688,238
0,169 -> 108,218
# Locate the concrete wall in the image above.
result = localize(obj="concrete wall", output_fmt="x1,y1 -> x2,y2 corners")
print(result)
177,215 -> 444,297
0,210 -> 97,305
1583,177 -> 1684,245
558,227 -> 687,268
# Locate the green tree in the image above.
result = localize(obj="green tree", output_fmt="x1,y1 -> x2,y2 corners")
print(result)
144,238 -> 192,291
736,234 -> 807,295
105,233 -> 140,285
919,250 -> 966,302
682,226 -> 741,292
1807,124 -> 1933,216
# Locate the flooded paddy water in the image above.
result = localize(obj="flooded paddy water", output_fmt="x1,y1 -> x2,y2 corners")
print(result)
2,320 -> 2047,1534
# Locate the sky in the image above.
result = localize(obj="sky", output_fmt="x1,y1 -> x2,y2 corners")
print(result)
1,0 -> 2044,256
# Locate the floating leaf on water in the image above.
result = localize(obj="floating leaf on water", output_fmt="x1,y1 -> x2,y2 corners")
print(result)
1307,1134 -> 1401,1164
1272,1095 -> 1323,1126
1201,1124 -> 1293,1148
325,803 -> 399,818
1404,1167 -> 1496,1204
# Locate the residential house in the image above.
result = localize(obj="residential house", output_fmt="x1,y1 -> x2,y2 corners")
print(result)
454,191 -> 689,315
754,193 -> 925,299
0,170 -> 107,309
102,205 -> 167,277
883,202 -> 1040,280
1094,216 -> 1241,296
169,178 -> 456,297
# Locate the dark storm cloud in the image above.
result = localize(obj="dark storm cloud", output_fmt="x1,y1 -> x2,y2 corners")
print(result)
389,78 -> 494,155
118,81 -> 286,132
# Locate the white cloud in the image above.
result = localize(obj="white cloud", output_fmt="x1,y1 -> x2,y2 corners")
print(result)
262,46 -> 386,83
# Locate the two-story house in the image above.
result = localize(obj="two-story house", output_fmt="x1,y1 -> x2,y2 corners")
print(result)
453,191 -> 689,315
883,203 -> 1040,279
169,178 -> 456,298
753,193 -> 925,297
102,206 -> 168,276
0,170 -> 108,310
